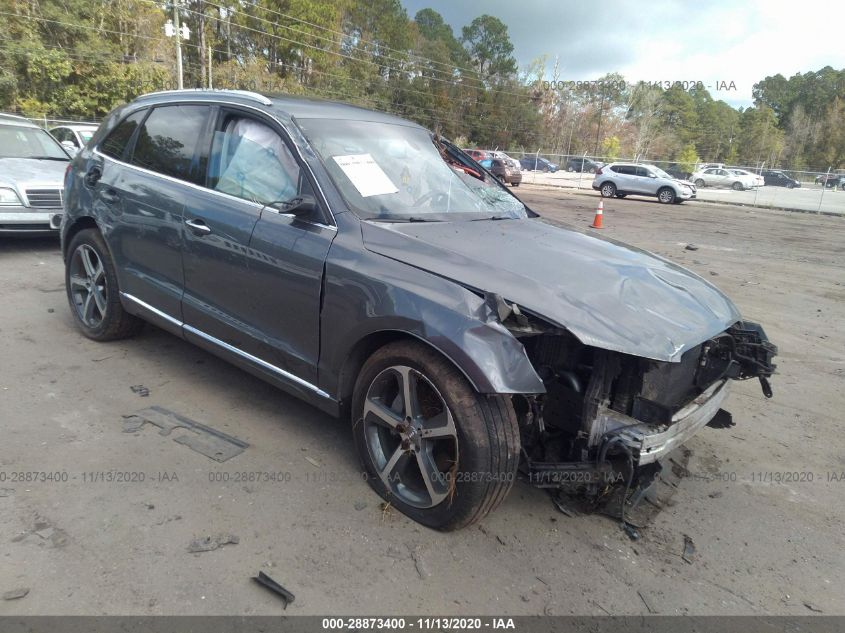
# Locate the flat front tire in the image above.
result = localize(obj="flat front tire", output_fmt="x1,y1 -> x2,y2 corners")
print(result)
65,228 -> 143,341
351,341 -> 520,530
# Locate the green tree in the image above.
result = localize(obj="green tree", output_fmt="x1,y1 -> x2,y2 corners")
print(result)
461,15 -> 516,82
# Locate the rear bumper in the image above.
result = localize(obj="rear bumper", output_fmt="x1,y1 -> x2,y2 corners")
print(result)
0,208 -> 62,233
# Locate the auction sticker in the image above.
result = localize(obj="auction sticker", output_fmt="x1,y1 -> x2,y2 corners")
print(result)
332,154 -> 398,197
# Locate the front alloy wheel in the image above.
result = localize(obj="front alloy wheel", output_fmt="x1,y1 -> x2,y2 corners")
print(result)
352,341 -> 520,530
362,366 -> 457,509
600,182 -> 617,197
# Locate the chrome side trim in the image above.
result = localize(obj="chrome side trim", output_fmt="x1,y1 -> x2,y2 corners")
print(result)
120,292 -> 332,401
183,324 -> 332,400
120,292 -> 182,328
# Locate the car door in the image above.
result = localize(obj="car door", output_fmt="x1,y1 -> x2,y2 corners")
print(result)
181,108 -> 336,386
635,166 -> 659,194
104,104 -> 212,325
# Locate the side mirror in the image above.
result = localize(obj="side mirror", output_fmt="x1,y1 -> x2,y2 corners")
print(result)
274,194 -> 317,217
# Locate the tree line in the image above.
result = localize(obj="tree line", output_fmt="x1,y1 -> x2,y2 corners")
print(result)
1,0 -> 842,171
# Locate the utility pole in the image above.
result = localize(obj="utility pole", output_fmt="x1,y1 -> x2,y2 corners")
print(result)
173,0 -> 183,89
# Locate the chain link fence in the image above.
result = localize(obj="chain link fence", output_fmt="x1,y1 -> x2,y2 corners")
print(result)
488,149 -> 845,215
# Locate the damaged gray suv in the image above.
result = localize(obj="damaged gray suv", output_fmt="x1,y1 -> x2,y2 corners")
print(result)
62,90 -> 777,530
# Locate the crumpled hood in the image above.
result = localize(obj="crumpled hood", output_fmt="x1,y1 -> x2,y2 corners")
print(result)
362,218 -> 741,362
0,158 -> 68,188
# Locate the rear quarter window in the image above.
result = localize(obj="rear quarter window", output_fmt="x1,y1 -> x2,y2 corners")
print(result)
130,105 -> 210,185
100,110 -> 146,160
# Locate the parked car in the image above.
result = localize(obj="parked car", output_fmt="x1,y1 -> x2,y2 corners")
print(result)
62,90 -> 777,530
814,173 -> 845,189
727,168 -> 765,188
50,124 -> 98,156
661,163 -> 692,180
463,148 -> 489,162
479,157 -> 522,186
566,157 -> 602,173
692,167 -> 757,190
761,170 -> 800,188
519,156 -> 558,172
0,113 -> 70,234
592,163 -> 696,204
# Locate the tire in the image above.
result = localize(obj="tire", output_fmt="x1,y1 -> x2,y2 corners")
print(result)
694,179 -> 705,188
567,166 -> 575,172
65,228 -> 143,341
511,182 -> 520,187
351,341 -> 520,531
615,193 -> 627,198
786,182 -> 794,189
600,182 -> 617,197
657,187 -> 676,204
732,181 -> 744,191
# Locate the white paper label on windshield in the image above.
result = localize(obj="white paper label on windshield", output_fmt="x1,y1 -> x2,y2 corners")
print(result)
332,154 -> 398,198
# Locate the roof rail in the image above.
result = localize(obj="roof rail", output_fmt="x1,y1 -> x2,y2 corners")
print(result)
135,89 -> 272,106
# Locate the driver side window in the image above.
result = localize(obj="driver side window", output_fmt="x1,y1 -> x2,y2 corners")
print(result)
208,115 -> 300,206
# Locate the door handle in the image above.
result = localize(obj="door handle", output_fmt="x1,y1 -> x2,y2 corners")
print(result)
100,188 -> 120,204
185,218 -> 212,236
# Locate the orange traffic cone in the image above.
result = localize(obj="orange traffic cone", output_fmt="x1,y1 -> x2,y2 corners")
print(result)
590,200 -> 604,229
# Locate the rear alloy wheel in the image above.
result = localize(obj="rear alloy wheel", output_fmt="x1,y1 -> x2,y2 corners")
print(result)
600,182 -> 617,197
657,187 -> 676,204
694,179 -> 705,188
786,182 -> 794,189
352,341 -> 519,530
732,181 -> 744,191
65,229 -> 143,341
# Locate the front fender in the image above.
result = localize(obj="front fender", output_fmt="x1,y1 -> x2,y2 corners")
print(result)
319,241 -> 544,399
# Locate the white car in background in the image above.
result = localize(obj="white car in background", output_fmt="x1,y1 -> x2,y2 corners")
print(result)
592,162 -> 696,204
49,124 -> 98,156
692,167 -> 758,191
728,168 -> 765,188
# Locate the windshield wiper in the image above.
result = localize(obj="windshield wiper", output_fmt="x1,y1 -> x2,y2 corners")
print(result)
29,156 -> 70,161
470,215 -> 512,221
366,216 -> 442,223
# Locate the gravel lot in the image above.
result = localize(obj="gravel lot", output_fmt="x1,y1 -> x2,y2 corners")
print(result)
1,187 -> 843,616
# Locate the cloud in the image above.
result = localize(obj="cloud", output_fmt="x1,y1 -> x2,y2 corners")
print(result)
401,0 -> 845,106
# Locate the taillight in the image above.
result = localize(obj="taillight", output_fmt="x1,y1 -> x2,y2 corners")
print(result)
595,168 -> 603,175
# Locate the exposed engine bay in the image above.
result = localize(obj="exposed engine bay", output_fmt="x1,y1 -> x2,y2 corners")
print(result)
490,294 -> 778,510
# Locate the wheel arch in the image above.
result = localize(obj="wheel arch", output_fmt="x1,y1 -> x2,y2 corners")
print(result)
62,215 -> 102,262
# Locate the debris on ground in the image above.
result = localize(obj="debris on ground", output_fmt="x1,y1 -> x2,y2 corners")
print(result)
803,601 -> 824,613
685,244 -> 699,251
130,385 -> 150,397
252,571 -> 295,609
410,546 -> 431,579
187,533 -> 240,553
122,406 -> 248,462
353,501 -> 367,511
637,590 -> 657,613
304,456 -> 321,468
682,534 -> 697,564
3,588 -> 30,600
622,522 -> 640,541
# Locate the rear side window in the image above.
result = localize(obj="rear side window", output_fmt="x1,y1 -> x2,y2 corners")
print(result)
100,111 -> 145,160
613,165 -> 634,175
131,105 -> 209,184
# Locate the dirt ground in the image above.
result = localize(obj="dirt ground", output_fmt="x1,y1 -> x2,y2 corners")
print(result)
1,187 -> 843,616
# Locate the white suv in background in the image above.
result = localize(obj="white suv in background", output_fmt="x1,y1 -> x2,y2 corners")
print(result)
592,163 -> 696,204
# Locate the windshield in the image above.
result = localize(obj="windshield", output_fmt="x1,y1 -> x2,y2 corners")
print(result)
651,166 -> 672,179
0,126 -> 69,160
297,118 -> 528,221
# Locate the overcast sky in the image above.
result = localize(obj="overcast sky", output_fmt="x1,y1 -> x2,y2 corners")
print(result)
400,0 -> 845,108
